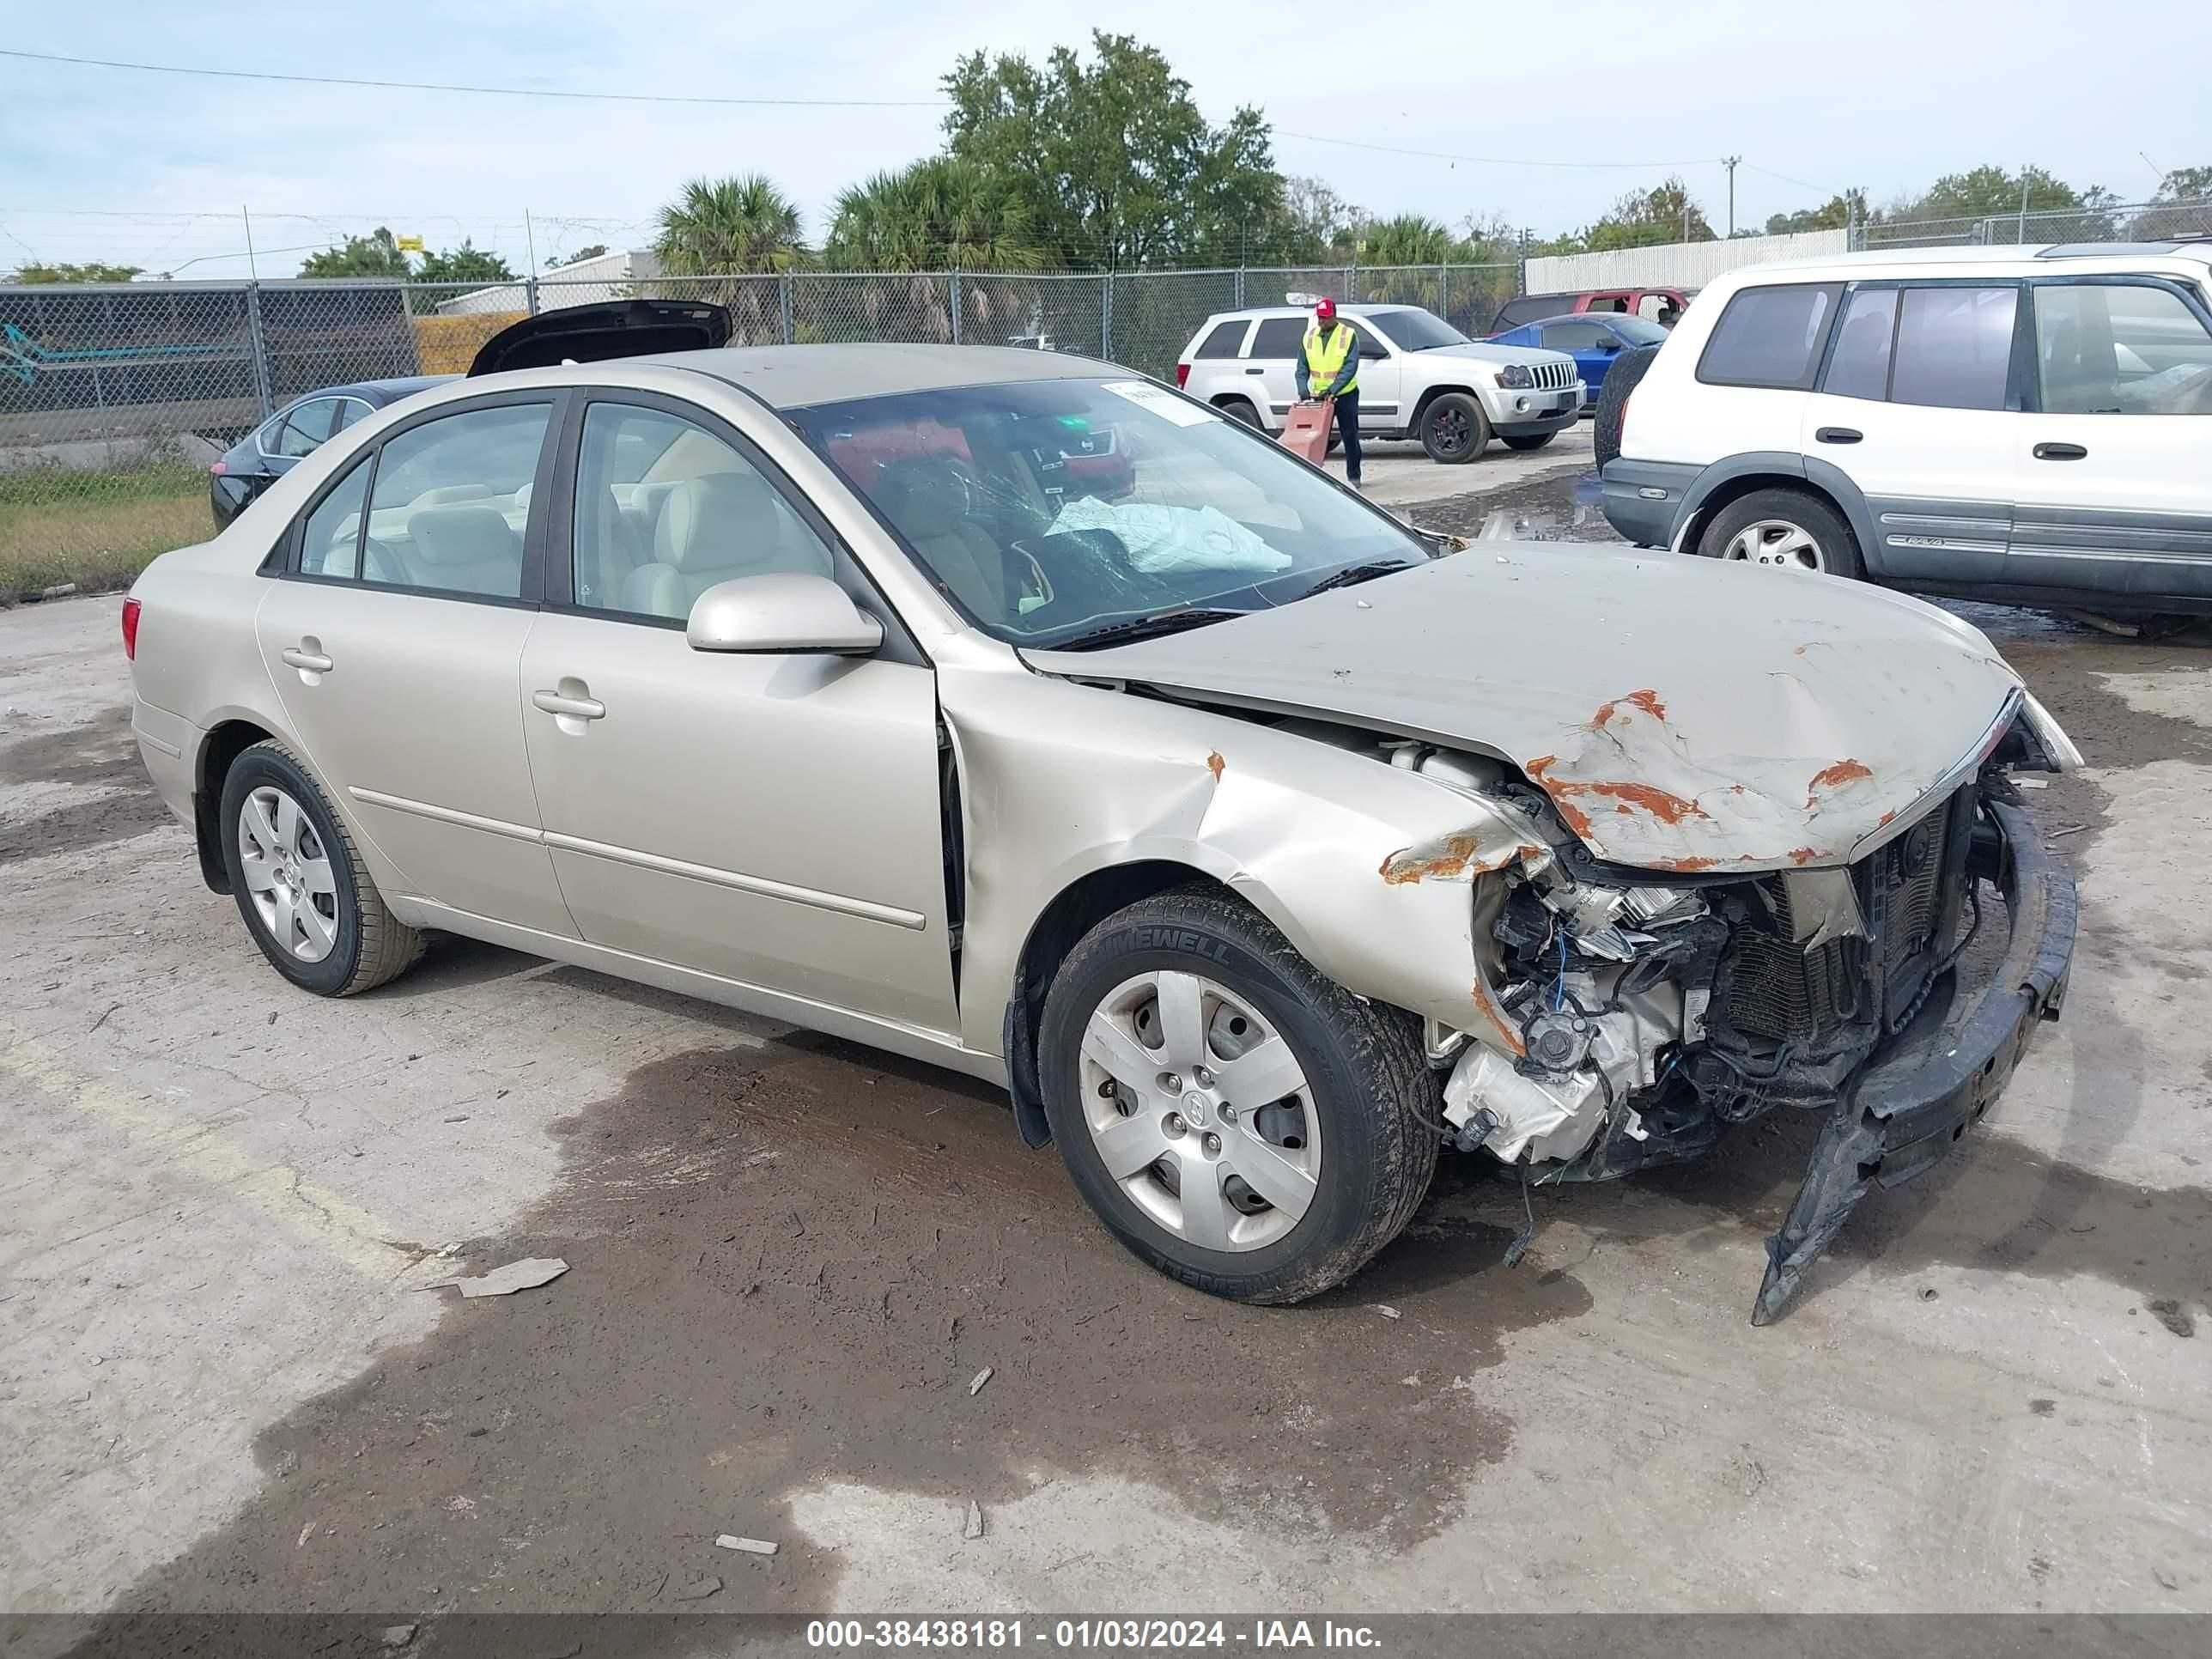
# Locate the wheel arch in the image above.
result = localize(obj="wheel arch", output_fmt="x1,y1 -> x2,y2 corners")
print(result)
1671,454 -> 1881,574
1002,860 -> 1248,1149
1407,383 -> 1482,428
193,714 -> 279,894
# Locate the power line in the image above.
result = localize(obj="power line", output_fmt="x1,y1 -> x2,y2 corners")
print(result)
0,46 -> 948,108
1739,161 -> 1837,198
1279,129 -> 1724,172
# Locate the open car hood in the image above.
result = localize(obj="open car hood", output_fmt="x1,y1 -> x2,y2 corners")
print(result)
467,299 -> 732,376
1022,544 -> 2025,873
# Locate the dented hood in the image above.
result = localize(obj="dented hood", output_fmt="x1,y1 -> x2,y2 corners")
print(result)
1023,543 -> 2024,872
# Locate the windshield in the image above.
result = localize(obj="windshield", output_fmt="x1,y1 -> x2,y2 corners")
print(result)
790,378 -> 1425,647
1613,315 -> 1671,346
1370,308 -> 1471,351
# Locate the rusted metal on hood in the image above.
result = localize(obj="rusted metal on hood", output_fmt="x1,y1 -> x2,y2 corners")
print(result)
1805,758 -> 1875,808
1206,750 -> 1226,782
1022,544 -> 2027,873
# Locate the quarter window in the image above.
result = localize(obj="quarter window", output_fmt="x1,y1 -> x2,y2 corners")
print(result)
1194,320 -> 1249,358
1822,288 -> 1899,401
299,458 -> 370,579
1890,286 -> 2018,410
2034,283 -> 2212,415
1697,283 -> 1843,390
1249,318 -> 1307,359
360,403 -> 552,599
571,403 -> 832,623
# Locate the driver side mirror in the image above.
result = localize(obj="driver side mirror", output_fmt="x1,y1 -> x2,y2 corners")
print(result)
687,572 -> 883,655
1596,338 -> 1621,353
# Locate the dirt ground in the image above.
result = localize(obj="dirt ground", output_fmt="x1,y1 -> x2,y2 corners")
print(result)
3,454 -> 2209,1648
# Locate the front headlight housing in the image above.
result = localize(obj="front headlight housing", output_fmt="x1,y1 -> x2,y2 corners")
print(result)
1496,364 -> 1534,389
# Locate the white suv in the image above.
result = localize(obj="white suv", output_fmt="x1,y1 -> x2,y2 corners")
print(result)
1176,303 -> 1581,463
1601,240 -> 2212,615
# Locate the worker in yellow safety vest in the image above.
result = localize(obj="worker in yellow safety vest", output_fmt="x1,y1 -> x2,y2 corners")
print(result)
1296,296 -> 1363,488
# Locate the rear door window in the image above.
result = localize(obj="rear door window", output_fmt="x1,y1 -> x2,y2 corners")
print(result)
1540,321 -> 1608,351
1697,283 -> 1843,390
1249,319 -> 1306,359
362,403 -> 554,598
1195,320 -> 1250,358
1821,288 -> 1899,401
1890,286 -> 2018,410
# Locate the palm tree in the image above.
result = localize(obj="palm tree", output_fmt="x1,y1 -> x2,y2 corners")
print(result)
821,158 -> 1045,344
652,174 -> 808,341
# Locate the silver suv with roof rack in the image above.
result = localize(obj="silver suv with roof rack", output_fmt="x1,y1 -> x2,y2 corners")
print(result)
1600,240 -> 2212,617
1176,301 -> 1581,463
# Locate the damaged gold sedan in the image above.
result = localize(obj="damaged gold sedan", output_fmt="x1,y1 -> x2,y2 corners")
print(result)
125,321 -> 2079,1322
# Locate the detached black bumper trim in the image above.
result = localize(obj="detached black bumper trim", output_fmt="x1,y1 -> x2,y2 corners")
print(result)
1751,793 -> 2076,1325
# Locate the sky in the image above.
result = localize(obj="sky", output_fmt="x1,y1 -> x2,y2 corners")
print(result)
3,0 -> 2209,281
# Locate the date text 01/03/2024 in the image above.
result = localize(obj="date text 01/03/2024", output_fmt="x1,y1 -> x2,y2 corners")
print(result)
804,1619 -> 1386,1650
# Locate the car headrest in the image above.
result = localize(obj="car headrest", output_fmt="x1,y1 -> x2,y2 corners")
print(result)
653,471 -> 781,574
410,483 -> 496,507
877,459 -> 971,538
408,504 -> 518,568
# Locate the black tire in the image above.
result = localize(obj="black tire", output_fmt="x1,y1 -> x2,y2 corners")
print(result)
1501,432 -> 1556,453
218,738 -> 424,996
1419,392 -> 1490,464
1217,398 -> 1261,428
1695,487 -> 1864,580
1037,885 -> 1439,1304
1591,342 -> 1662,471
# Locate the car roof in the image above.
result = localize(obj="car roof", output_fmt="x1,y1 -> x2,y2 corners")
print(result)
285,374 -> 453,406
1731,241 -> 2212,279
652,343 -> 1120,409
1206,302 -> 1419,322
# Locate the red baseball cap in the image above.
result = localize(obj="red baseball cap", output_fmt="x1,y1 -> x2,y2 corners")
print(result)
1314,296 -> 1337,319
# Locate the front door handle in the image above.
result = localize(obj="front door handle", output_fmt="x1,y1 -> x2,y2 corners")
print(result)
532,688 -> 605,721
2033,441 -> 2088,461
280,645 -> 334,673
1814,426 -> 1863,444
1244,367 -> 1265,375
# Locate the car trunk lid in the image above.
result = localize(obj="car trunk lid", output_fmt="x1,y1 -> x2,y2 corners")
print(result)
466,299 -> 732,376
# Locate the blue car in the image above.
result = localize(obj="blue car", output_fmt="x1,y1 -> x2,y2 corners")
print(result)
1486,313 -> 1670,412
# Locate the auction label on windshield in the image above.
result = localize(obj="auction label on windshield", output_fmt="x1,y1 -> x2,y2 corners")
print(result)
1101,380 -> 1218,426
806,1619 -> 1386,1649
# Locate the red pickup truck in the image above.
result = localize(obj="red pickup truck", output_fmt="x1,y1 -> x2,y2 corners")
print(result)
1488,287 -> 1690,332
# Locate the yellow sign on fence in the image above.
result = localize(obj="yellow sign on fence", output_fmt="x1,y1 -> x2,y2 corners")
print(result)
395,234 -> 425,253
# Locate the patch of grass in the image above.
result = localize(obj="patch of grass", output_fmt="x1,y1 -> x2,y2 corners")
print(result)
0,461 -> 213,599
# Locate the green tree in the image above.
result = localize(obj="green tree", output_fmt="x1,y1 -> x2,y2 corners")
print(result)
1763,189 -> 1871,236
824,157 -> 1045,271
1267,175 -> 1359,263
414,241 -> 514,283
299,228 -> 411,278
549,244 -> 610,269
942,32 -> 1283,268
653,174 -> 809,276
1356,215 -> 1468,266
1584,177 -> 1715,250
2154,165 -> 2212,202
7,261 -> 143,283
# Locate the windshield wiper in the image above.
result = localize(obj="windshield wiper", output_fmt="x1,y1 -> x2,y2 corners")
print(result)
1050,608 -> 1248,652
1302,559 -> 1416,598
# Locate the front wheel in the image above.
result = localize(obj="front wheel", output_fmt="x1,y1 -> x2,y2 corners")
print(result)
1696,487 -> 1863,580
1037,887 -> 1439,1304
1419,392 -> 1490,464
1501,432 -> 1556,453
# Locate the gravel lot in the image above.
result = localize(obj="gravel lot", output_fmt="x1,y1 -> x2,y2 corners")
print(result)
4,446 -> 2208,1641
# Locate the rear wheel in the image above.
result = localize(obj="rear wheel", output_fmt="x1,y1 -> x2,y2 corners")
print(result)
1696,488 -> 1863,580
1501,432 -> 1556,453
1592,342 -> 1662,470
1038,886 -> 1439,1304
219,739 -> 424,996
1419,392 -> 1490,464
1217,398 -> 1261,428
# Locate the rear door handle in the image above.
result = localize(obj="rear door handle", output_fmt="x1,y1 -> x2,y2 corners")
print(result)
532,689 -> 605,721
1814,427 -> 1863,444
2033,441 -> 2088,461
1244,367 -> 1265,375
280,646 -> 334,673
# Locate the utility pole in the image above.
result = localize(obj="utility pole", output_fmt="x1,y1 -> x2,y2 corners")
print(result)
1722,156 -> 1741,238
242,206 -> 258,279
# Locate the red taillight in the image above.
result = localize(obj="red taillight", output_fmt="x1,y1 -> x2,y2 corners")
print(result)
210,459 -> 227,476
1175,362 -> 1190,388
121,597 -> 141,661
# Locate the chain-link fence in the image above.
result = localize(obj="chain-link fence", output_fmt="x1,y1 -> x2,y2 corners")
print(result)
1855,196 -> 2212,251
